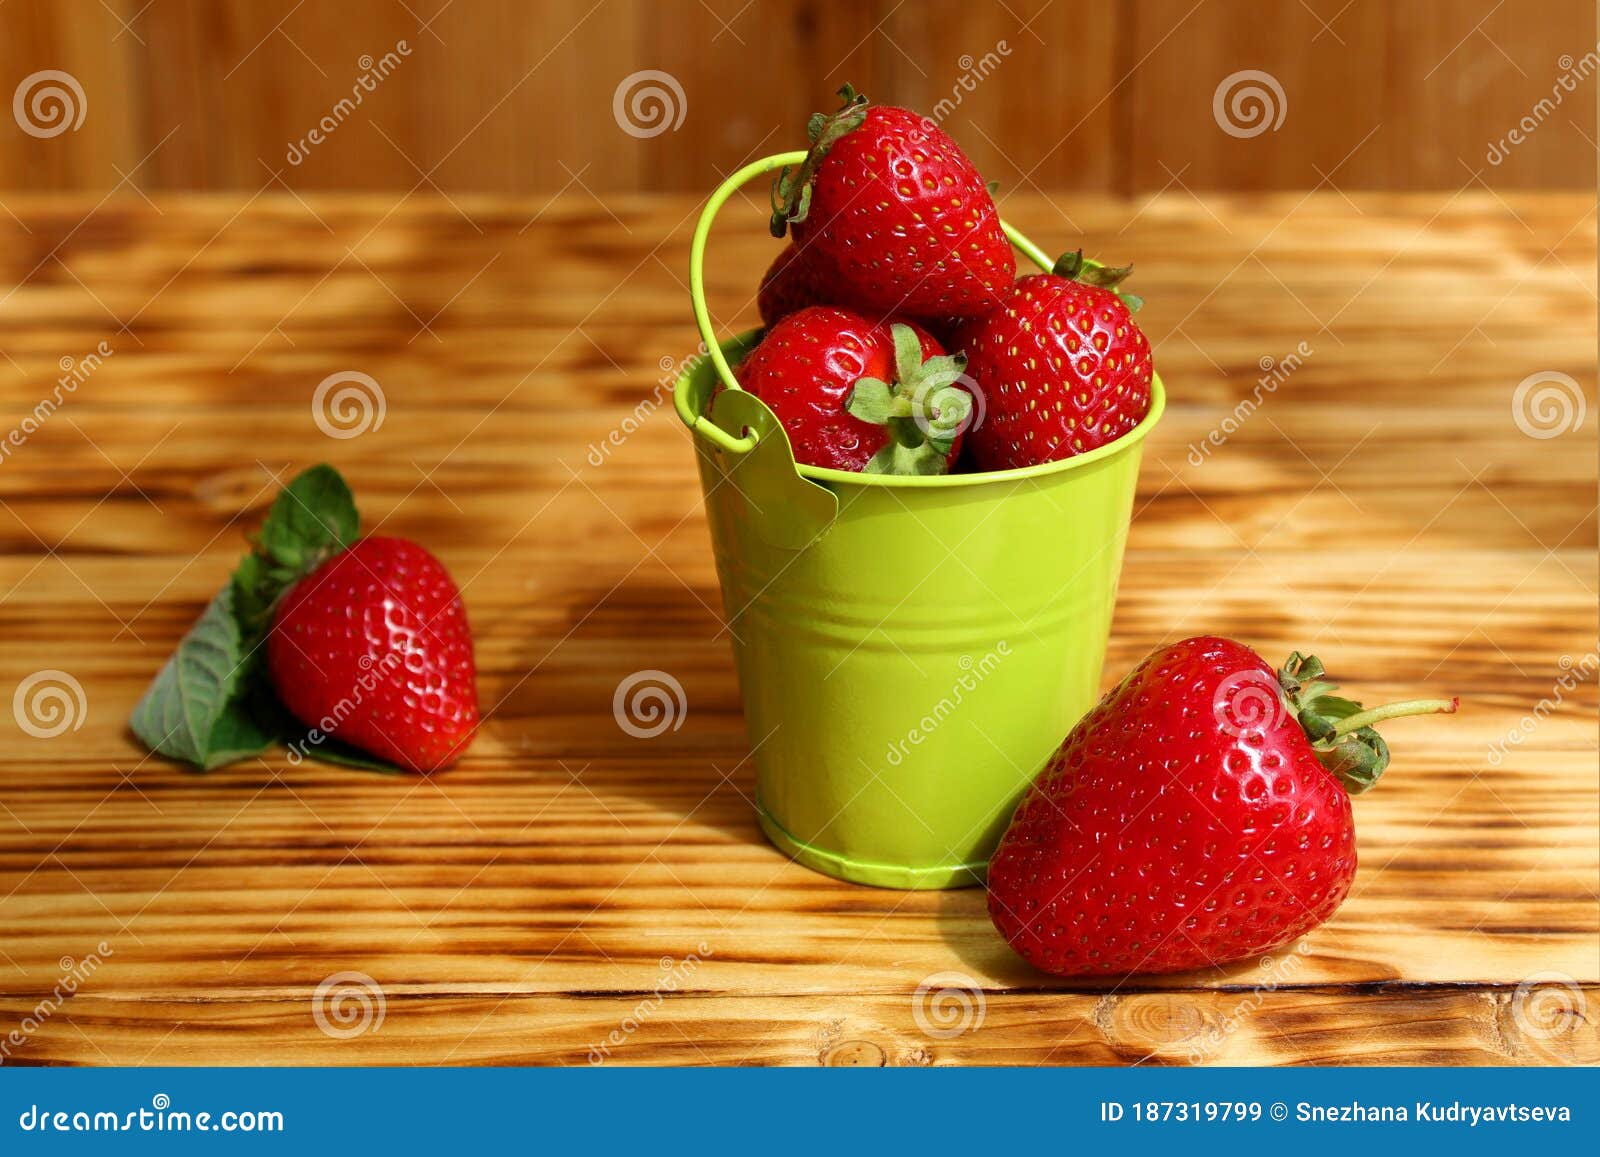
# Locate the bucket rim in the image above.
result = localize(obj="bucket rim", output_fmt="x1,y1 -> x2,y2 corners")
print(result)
676,329 -> 1166,490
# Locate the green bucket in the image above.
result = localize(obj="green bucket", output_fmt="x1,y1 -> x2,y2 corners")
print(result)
675,152 -> 1165,889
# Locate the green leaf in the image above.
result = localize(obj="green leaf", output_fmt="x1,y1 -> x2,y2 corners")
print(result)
128,586 -> 274,769
844,378 -> 895,424
256,463 -> 358,572
1316,727 -> 1390,794
889,323 -> 925,387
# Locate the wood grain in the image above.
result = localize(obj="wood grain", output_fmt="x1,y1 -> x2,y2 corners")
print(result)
0,190 -> 1594,1065
3,988 -> 1596,1066
0,1 -> 1592,195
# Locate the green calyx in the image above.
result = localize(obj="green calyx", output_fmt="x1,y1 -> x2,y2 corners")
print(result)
1052,248 -> 1144,313
844,323 -> 971,476
1277,651 -> 1458,794
770,84 -> 870,238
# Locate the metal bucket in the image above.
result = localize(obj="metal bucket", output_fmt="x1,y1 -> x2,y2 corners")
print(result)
674,152 -> 1165,889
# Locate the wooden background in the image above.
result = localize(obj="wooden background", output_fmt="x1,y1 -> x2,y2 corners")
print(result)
0,0 -> 1595,1070
0,187 -> 1594,1065
0,0 -> 1595,193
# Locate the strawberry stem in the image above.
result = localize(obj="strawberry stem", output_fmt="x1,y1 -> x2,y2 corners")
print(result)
1051,249 -> 1143,312
1318,697 -> 1459,744
770,85 -> 870,237
1276,651 -> 1457,794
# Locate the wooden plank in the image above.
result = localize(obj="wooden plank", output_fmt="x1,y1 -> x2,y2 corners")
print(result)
1,2 -> 1594,195
0,0 -> 142,193
2,988 -> 1596,1066
1125,0 -> 1597,191
0,191 -> 1593,1064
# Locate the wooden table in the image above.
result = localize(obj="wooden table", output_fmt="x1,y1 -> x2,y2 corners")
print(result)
0,191 -> 1594,1066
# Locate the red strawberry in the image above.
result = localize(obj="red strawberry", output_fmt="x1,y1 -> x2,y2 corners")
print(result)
770,86 -> 1014,322
727,304 -> 973,475
954,251 -> 1153,471
987,636 -> 1457,977
268,536 -> 479,772
758,242 -> 835,327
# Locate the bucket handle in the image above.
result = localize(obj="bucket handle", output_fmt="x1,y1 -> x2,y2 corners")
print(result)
678,150 -> 1059,454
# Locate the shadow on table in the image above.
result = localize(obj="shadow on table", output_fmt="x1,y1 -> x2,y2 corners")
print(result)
931,887 -> 1276,993
487,576 -> 767,848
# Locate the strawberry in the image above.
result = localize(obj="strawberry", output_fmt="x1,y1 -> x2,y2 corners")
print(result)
986,636 -> 1457,977
727,304 -> 972,475
953,251 -> 1153,471
268,536 -> 479,773
770,85 -> 1014,322
757,242 -> 835,328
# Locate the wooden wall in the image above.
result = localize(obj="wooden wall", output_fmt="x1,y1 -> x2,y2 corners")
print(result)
0,0 -> 1594,193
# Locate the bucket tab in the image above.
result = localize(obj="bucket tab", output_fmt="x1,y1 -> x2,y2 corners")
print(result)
703,388 -> 838,550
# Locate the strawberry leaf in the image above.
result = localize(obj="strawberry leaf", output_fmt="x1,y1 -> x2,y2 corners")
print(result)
128,587 -> 275,769
844,378 -> 895,424
256,463 -> 358,571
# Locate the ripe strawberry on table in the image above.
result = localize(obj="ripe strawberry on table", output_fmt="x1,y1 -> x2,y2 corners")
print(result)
129,464 -> 478,774
987,636 -> 1457,977
727,304 -> 973,475
770,85 -> 1015,322
954,250 -> 1153,471
268,536 -> 479,773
